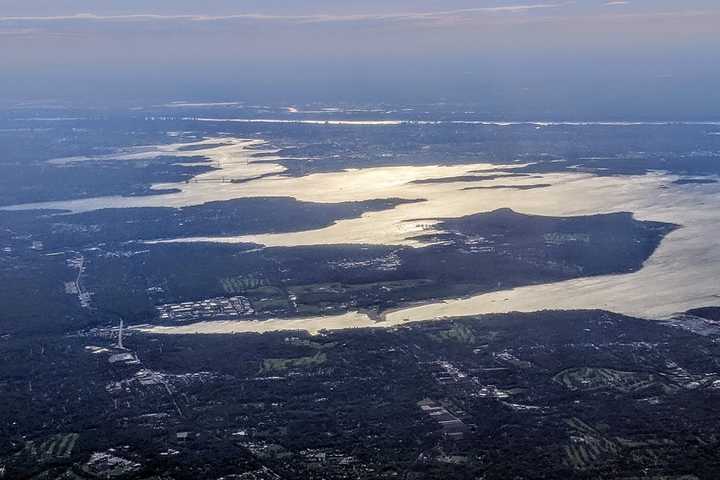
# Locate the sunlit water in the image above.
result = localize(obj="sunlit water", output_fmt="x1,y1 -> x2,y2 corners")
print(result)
5,137 -> 720,334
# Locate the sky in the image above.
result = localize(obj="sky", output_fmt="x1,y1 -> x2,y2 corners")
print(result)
1,0 -> 719,117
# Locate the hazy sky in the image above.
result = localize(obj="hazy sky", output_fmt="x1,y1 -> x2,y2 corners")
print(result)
1,1 -> 719,116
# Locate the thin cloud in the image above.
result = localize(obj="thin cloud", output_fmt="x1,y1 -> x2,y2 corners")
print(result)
0,28 -> 36,36
0,27 -> 80,38
2,4 -> 714,30
0,4 -> 566,26
2,4 -> 717,38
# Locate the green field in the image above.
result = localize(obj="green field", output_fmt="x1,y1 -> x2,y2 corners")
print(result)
553,367 -> 673,393
260,352 -> 328,374
220,274 -> 269,294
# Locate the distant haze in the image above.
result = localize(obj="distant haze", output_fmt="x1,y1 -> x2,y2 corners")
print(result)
2,0 -> 719,117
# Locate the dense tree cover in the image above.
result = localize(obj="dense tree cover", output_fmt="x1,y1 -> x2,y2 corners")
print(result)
3,311 -> 720,478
